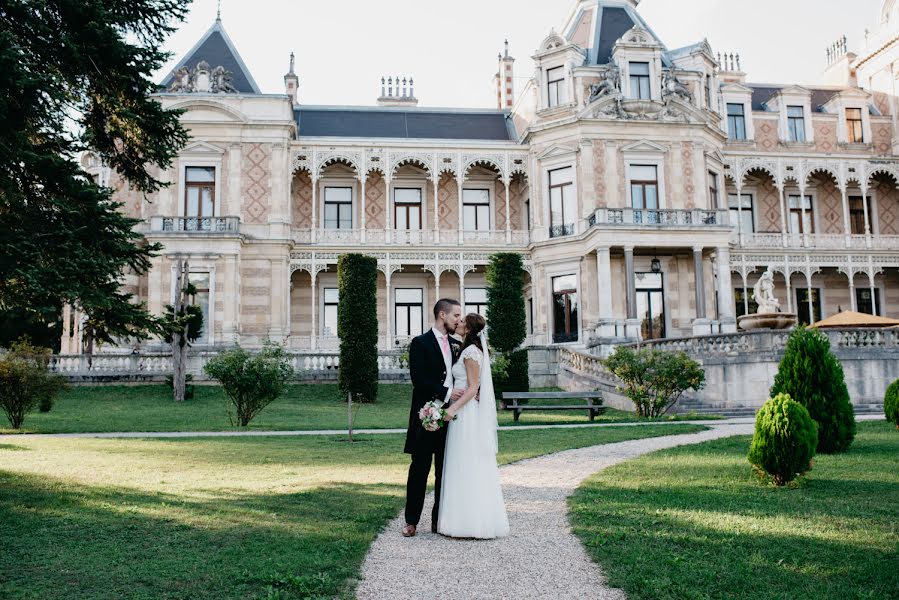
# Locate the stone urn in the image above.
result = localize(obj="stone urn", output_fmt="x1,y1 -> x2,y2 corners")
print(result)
737,312 -> 798,331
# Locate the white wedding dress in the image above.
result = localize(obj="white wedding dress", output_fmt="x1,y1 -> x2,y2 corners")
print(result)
437,341 -> 510,539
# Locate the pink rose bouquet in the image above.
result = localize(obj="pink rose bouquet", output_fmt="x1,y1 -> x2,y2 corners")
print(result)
419,399 -> 452,432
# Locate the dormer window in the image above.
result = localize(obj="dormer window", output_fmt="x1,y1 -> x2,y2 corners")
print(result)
547,66 -> 566,107
727,103 -> 747,140
629,62 -> 651,100
787,106 -> 806,142
846,108 -> 864,143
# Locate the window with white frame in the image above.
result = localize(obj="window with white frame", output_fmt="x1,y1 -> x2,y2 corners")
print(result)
708,171 -> 719,209
324,187 -> 352,229
549,166 -> 575,237
629,62 -> 651,100
728,193 -> 755,233
787,106 -> 806,142
394,188 -> 422,230
185,167 -> 216,217
547,66 -> 566,107
629,164 -> 659,223
188,272 -> 211,343
727,103 -> 747,140
846,107 -> 864,143
462,189 -> 490,231
464,288 -> 488,316
323,288 -> 339,337
394,289 -> 423,337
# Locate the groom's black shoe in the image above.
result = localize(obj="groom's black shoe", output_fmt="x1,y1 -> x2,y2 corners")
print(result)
431,522 -> 438,534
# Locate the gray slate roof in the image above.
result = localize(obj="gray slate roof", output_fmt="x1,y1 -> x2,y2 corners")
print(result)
581,3 -> 672,67
158,19 -> 260,94
295,107 -> 516,141
748,85 -> 863,113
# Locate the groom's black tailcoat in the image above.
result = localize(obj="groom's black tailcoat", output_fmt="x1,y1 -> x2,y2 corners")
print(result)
404,329 -> 460,526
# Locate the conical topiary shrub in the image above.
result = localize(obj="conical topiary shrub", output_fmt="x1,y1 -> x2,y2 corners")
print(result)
885,379 -> 899,429
770,326 -> 855,453
748,393 -> 818,486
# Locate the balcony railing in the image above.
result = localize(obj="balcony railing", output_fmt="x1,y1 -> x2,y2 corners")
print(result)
735,232 -> 899,250
149,216 -> 240,234
589,208 -> 730,228
291,228 -> 530,247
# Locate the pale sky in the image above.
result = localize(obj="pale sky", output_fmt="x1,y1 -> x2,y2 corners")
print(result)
154,0 -> 883,108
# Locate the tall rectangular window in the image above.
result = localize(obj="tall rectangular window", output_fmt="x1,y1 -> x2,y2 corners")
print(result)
846,107 -> 864,143
188,272 -> 210,343
788,195 -> 815,234
727,103 -> 747,140
728,193 -> 755,233
394,289 -> 423,337
323,288 -> 339,337
787,106 -> 806,142
849,196 -> 871,235
629,62 -> 651,100
549,167 -> 575,237
394,188 -> 422,230
708,171 -> 719,209
734,288 -> 759,318
324,187 -> 352,229
796,288 -> 822,325
547,66 -> 566,107
552,275 -> 578,343
462,189 -> 490,231
856,288 -> 880,316
464,288 -> 488,316
630,165 -> 659,223
185,167 -> 215,218
705,75 -> 713,109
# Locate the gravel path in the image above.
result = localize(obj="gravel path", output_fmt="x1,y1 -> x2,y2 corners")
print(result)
356,423 -> 755,600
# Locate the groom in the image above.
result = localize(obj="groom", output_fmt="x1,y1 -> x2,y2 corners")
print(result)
402,298 -> 463,537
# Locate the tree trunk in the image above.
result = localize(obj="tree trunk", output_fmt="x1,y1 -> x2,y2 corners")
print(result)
171,258 -> 190,402
348,392 -> 353,443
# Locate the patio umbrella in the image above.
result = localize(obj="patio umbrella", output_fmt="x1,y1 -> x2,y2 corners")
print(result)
811,310 -> 899,328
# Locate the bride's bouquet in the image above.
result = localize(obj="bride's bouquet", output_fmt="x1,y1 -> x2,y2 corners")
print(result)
419,399 -> 454,432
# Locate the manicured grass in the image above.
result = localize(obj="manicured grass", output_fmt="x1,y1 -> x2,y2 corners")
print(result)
0,424 -> 706,599
569,421 -> 899,600
1,384 -> 718,434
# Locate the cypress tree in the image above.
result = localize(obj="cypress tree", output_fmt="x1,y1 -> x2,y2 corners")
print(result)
485,253 -> 528,393
337,254 -> 379,403
770,326 -> 856,453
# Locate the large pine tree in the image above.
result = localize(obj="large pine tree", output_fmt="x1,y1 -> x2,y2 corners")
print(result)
0,0 -> 190,348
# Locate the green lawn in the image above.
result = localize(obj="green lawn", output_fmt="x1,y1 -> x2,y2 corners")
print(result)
0,424 -> 706,599
1,383 -> 717,434
569,421 -> 899,600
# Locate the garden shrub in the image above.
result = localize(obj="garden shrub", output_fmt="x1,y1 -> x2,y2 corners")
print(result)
885,379 -> 899,429
748,393 -> 818,486
204,342 -> 294,426
0,338 -> 65,428
337,254 -> 379,404
770,326 -> 855,453
486,253 -> 528,396
604,346 -> 705,418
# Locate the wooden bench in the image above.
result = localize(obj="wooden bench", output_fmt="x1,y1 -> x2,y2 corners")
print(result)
500,391 -> 605,422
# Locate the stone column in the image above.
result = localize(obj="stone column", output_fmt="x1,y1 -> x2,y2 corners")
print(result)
385,270 -> 393,350
596,246 -> 616,338
798,182 -> 809,248
692,246 -> 711,335
311,174 -> 318,244
735,180 -> 744,244
457,177 -> 464,244
310,272 -> 318,350
840,184 -> 851,248
385,173 -> 393,244
806,269 -> 816,325
360,173 -> 367,243
862,183 -> 872,248
869,266 -> 879,315
848,272 -> 858,312
459,269 -> 466,310
778,183 -> 789,246
624,246 -> 637,320
433,175 -> 440,240
504,178 -> 511,244
716,247 -> 737,333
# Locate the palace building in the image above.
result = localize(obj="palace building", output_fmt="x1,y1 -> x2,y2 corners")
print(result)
62,0 -> 899,368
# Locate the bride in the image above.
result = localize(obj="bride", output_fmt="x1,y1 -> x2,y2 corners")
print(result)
437,312 -> 510,539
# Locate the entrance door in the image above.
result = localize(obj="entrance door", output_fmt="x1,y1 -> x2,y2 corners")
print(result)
636,272 -> 665,340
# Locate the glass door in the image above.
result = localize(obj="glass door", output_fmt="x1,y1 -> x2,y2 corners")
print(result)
636,272 -> 665,340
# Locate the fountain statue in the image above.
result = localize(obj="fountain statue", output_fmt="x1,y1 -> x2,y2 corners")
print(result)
737,268 -> 798,330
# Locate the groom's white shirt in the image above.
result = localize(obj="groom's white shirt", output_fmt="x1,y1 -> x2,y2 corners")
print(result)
432,326 -> 454,403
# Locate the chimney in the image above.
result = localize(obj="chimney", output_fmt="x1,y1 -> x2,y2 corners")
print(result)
822,35 -> 858,87
284,52 -> 299,104
717,51 -> 746,84
377,75 -> 419,107
494,40 -> 515,110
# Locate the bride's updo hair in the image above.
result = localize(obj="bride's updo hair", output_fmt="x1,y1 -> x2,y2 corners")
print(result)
462,313 -> 486,353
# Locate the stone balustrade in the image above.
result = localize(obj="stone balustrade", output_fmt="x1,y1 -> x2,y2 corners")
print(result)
736,232 -> 899,250
291,228 -> 529,247
149,216 -> 241,234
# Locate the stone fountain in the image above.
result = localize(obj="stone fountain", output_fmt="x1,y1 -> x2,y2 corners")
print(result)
737,268 -> 798,331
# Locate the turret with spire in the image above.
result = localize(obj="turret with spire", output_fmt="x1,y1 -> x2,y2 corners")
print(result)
494,40 -> 516,109
284,52 -> 299,104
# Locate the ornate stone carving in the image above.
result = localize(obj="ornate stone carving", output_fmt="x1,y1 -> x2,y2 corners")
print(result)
661,70 -> 692,104
167,61 -> 238,94
587,64 -> 621,103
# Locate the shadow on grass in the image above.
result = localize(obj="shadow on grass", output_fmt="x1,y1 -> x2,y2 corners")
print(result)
569,426 -> 899,600
0,470 -> 405,600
